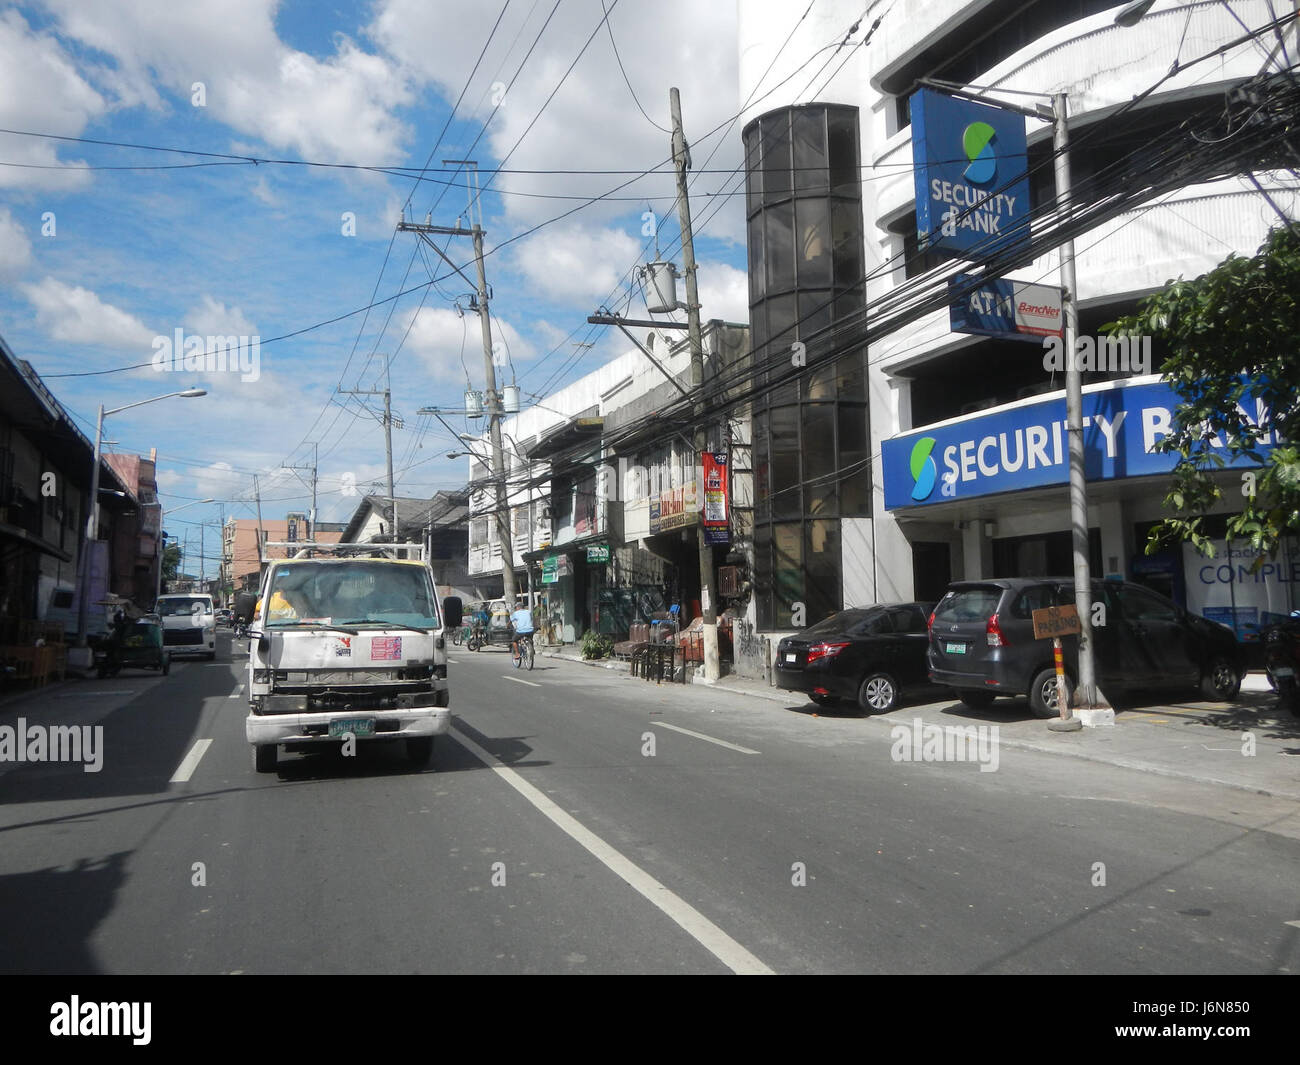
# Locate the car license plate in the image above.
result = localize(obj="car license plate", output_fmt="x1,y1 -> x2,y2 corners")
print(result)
785,652 -> 797,663
329,718 -> 374,738
945,642 -> 967,655
1275,666 -> 1295,678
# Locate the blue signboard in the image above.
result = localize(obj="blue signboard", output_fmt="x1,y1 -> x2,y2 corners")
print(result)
882,379 -> 1274,510
948,273 -> 1062,342
912,89 -> 1031,258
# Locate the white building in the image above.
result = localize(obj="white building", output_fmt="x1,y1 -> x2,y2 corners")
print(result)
736,0 -> 1298,642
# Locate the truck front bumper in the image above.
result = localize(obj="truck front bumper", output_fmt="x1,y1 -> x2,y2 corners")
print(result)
246,707 -> 450,746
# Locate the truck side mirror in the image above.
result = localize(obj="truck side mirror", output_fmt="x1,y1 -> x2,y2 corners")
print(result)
442,596 -> 463,630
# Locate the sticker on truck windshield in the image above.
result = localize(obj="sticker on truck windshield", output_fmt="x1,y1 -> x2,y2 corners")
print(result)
371,636 -> 402,661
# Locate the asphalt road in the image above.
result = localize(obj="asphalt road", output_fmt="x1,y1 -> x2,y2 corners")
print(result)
1,631 -> 1298,974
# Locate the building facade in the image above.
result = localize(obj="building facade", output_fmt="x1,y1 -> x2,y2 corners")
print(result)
736,0 -> 1300,654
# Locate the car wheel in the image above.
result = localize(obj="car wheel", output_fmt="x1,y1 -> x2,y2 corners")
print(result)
958,690 -> 996,709
1029,667 -> 1073,719
857,673 -> 899,714
1200,657 -> 1241,701
406,736 -> 434,766
253,744 -> 277,773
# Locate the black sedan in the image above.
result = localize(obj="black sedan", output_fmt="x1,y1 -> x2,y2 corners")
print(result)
774,602 -> 938,713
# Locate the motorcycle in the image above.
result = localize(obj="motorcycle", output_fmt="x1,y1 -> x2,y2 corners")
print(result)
1264,611 -> 1300,715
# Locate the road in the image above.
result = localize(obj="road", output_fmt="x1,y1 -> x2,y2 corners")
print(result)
1,631 -> 1298,974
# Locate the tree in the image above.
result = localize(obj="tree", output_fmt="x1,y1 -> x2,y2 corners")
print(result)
160,542 -> 182,585
1105,224 -> 1300,561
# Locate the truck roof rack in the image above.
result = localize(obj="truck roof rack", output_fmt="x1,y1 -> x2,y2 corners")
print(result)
261,541 -> 427,562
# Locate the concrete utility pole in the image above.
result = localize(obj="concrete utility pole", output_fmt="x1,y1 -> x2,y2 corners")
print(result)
340,361 -> 399,541
1053,92 -> 1110,725
670,87 -> 721,683
398,177 -> 516,605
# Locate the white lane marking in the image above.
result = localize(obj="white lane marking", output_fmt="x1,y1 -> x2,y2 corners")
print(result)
502,675 -> 542,687
170,738 -> 214,783
1287,920 -> 1300,930
228,688 -> 243,699
449,725 -> 773,975
55,691 -> 139,697
655,721 -> 760,755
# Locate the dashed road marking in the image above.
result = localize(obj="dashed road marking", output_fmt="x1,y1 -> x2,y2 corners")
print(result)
503,676 -> 542,687
654,721 -> 760,755
170,738 -> 214,783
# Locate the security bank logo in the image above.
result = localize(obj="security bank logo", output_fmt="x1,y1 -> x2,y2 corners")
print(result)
962,121 -> 997,185
909,436 -> 938,501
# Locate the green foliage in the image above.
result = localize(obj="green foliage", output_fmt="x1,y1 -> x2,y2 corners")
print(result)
1103,225 -> 1300,562
580,629 -> 614,659
161,543 -> 182,583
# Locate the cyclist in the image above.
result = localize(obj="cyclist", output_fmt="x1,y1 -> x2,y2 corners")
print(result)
509,603 -> 535,663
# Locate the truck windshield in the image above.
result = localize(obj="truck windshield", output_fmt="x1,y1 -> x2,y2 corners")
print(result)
263,562 -> 438,629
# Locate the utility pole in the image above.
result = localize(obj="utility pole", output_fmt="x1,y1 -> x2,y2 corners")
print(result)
398,167 -> 516,605
341,364 -> 399,542
281,443 -> 317,541
670,87 -> 721,683
1053,91 -> 1111,725
254,474 -> 265,566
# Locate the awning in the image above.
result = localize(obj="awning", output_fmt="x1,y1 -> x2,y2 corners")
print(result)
0,521 -> 74,562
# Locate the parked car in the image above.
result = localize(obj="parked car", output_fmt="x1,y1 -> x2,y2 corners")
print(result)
774,602 -> 938,713
926,577 -> 1243,718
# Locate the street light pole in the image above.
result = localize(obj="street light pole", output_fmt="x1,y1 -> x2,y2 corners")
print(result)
74,388 -> 205,651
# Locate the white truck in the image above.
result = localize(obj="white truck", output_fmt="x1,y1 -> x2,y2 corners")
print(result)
245,542 -> 463,773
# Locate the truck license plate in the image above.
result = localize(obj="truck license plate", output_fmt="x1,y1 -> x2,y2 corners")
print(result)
330,718 -> 375,738
945,642 -> 967,655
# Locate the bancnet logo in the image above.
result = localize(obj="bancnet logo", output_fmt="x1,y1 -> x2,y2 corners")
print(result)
963,120 -> 997,184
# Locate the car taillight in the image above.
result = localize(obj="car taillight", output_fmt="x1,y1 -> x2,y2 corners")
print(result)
806,641 -> 850,664
927,611 -> 935,634
986,614 -> 1007,647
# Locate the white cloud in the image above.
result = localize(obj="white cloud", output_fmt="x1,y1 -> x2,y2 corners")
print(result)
509,224 -> 644,308
0,10 -> 103,191
38,0 -> 414,165
369,0 -> 740,228
696,261 -> 749,325
185,294 -> 258,338
20,276 -> 154,349
0,209 -> 32,280
402,305 -> 536,384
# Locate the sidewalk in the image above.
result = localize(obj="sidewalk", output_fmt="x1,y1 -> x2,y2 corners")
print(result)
544,650 -> 1300,801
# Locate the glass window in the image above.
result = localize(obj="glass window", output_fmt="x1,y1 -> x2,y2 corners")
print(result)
803,404 -> 837,517
765,291 -> 797,350
796,198 -> 831,288
764,203 -> 794,294
835,348 -> 867,402
828,109 -> 860,198
1119,585 -> 1180,622
832,199 -> 864,288
798,291 -> 833,345
805,519 -> 840,626
770,405 -> 801,521
838,404 -> 870,516
760,111 -> 791,201
748,213 -> 765,303
755,521 -> 773,628
792,109 -> 828,194
773,522 -> 803,625
744,127 -> 762,216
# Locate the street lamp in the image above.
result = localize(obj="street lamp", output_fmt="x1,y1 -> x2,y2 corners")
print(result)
75,388 -> 206,650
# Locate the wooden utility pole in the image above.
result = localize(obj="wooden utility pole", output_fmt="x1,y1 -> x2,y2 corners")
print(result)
670,87 -> 721,682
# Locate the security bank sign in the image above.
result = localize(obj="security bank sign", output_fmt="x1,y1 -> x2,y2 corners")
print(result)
883,380 -> 1274,510
912,89 -> 1031,257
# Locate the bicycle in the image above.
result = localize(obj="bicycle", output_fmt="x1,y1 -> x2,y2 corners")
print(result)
453,622 -> 471,646
511,631 -> 535,670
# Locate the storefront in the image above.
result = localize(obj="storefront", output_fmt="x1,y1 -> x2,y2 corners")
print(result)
881,377 -> 1277,619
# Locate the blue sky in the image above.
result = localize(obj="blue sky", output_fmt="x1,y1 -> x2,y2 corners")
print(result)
0,0 -> 757,574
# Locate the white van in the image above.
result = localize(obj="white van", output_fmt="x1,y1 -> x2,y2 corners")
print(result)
155,593 -> 217,659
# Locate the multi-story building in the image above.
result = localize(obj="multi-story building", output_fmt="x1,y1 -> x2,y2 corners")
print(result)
103,450 -> 161,609
220,517 -> 346,596
736,0 -> 1299,655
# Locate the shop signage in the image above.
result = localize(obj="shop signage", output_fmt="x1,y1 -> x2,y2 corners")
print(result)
649,480 -> 699,534
541,554 -> 571,584
586,544 -> 610,563
911,89 -> 1031,257
882,379 -> 1277,510
1183,538 -> 1300,640
948,274 -> 1062,342
702,452 -> 729,546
